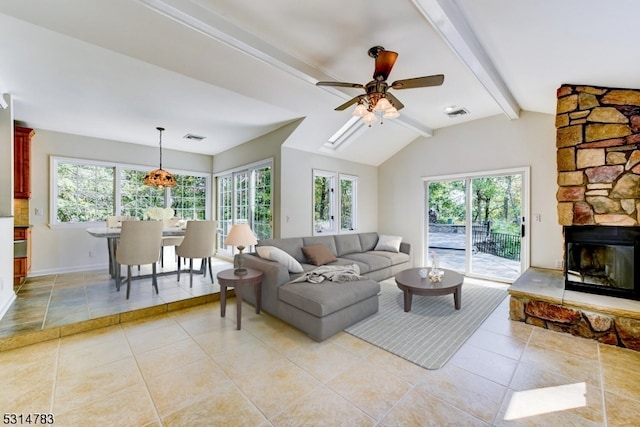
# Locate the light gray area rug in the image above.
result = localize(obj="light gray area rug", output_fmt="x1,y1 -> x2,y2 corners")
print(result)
345,278 -> 508,370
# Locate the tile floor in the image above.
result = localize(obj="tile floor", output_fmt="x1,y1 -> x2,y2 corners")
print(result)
2,267 -> 640,425
0,256 -> 230,342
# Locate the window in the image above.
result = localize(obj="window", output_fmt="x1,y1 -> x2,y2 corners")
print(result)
216,160 -> 273,254
313,169 -> 357,235
119,169 -> 165,219
55,161 -> 115,223
313,170 -> 335,234
52,157 -> 211,226
340,174 -> 357,232
170,174 -> 208,220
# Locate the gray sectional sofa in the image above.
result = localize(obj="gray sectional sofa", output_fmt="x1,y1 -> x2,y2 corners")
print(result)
240,232 -> 411,341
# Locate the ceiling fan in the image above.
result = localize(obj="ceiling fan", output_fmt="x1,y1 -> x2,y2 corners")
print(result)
316,46 -> 444,125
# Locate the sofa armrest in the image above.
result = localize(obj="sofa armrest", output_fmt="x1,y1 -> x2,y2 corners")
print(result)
241,253 -> 291,314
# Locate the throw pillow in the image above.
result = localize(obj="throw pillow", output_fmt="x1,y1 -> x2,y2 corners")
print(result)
301,244 -> 337,266
374,234 -> 402,253
256,246 -> 304,273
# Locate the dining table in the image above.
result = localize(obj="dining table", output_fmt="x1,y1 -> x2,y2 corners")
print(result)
86,226 -> 187,280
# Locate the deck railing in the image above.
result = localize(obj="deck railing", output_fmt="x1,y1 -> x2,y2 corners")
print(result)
472,230 -> 521,261
429,223 -> 521,261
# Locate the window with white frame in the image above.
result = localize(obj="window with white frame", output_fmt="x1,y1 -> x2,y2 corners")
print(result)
340,174 -> 357,232
51,157 -> 210,226
313,169 -> 357,235
216,160 -> 273,255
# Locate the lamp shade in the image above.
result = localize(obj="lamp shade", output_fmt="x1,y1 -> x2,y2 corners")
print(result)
353,103 -> 368,117
373,97 -> 392,112
143,168 -> 177,187
224,223 -> 258,248
362,111 -> 377,125
145,127 -> 177,188
383,107 -> 400,119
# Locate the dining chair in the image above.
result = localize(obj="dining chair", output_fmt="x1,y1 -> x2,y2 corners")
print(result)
115,220 -> 163,299
176,220 -> 217,287
106,215 -> 137,228
160,236 -> 184,267
160,217 -> 184,267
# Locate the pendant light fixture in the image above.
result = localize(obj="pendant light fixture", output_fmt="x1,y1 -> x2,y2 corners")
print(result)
144,127 -> 177,188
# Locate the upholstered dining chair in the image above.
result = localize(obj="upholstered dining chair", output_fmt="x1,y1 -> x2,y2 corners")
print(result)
176,220 -> 217,287
160,236 -> 184,267
160,217 -> 184,267
115,220 -> 163,299
106,215 -> 137,228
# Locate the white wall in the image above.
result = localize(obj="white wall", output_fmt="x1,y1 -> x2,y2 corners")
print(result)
280,147 -> 378,237
0,94 -> 16,317
30,129 -> 213,275
378,111 -> 562,270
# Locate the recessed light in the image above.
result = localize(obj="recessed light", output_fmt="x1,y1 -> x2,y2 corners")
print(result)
443,105 -> 457,113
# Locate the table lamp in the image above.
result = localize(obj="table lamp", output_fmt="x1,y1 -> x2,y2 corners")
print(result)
224,223 -> 258,275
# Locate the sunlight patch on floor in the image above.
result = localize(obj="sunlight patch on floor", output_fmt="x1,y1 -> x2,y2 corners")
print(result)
503,382 -> 587,420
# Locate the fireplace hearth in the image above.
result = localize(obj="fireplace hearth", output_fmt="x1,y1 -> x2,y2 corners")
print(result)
564,225 -> 640,300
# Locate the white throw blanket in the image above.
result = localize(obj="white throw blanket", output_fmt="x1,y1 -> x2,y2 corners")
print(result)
290,264 -> 364,284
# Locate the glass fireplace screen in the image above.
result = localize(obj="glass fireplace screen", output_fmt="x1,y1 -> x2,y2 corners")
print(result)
566,243 -> 634,290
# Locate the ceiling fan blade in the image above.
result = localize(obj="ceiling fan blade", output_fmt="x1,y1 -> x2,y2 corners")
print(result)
373,50 -> 398,81
391,74 -> 444,89
316,81 -> 365,90
335,96 -> 363,111
385,92 -> 404,111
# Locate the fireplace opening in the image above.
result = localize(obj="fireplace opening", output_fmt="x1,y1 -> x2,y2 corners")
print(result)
564,226 -> 640,300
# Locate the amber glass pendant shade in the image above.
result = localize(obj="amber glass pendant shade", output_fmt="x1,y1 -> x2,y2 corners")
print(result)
143,168 -> 177,188
144,127 -> 177,188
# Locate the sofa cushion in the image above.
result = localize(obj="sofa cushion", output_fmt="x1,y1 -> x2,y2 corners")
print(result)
342,253 -> 391,271
368,250 -> 411,266
334,234 -> 362,256
358,232 -> 379,252
278,279 -> 380,317
257,237 -> 305,263
256,246 -> 304,273
374,234 -> 403,253
302,244 -> 337,266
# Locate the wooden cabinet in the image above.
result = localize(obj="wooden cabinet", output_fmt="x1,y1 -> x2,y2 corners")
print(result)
14,125 -> 34,199
13,227 -> 32,286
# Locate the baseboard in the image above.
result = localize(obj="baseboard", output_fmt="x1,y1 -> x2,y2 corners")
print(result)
0,292 -> 17,320
30,263 -> 107,277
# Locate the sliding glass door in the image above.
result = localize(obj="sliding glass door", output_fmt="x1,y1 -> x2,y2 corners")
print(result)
426,168 -> 528,282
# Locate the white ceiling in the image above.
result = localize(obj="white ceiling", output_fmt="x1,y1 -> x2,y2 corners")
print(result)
1,0 -> 640,166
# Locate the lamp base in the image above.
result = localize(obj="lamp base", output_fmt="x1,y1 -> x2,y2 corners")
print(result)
233,268 -> 248,276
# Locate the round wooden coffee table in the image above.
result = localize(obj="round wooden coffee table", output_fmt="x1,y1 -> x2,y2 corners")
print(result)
395,268 -> 464,312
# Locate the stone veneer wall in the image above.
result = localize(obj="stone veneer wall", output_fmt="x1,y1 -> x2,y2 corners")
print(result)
556,84 -> 640,226
507,85 -> 640,353
509,294 -> 640,351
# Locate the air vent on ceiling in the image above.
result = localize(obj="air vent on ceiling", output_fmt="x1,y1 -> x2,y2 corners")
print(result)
183,133 -> 206,141
446,107 -> 469,118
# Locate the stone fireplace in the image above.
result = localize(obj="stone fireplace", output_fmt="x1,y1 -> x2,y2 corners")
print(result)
508,84 -> 640,352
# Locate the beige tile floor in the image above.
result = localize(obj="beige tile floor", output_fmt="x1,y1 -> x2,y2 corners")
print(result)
3,272 -> 640,425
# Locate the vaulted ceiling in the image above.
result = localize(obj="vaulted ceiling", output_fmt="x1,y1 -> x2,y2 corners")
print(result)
1,1 -> 639,165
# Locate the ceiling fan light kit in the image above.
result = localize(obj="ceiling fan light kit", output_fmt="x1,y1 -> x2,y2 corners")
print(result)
317,46 -> 444,127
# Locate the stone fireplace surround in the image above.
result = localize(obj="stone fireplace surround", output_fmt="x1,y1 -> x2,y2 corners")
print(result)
508,84 -> 640,352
